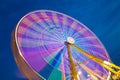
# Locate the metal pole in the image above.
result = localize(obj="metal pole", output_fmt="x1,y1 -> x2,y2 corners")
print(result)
66,42 -> 80,80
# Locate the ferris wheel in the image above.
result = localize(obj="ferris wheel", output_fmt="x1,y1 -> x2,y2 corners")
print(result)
12,10 -> 120,80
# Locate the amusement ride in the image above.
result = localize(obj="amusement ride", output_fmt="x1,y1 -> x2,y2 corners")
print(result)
12,10 -> 120,80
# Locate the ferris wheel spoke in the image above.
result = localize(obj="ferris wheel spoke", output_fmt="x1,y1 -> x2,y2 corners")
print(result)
17,33 -> 41,41
19,37 -> 62,48
26,13 -> 57,37
77,43 -> 103,49
55,15 -> 68,39
27,14 -> 62,41
44,46 -> 64,62
18,26 -> 42,39
48,48 -> 64,68
41,45 -> 64,59
18,28 -> 59,42
75,36 -> 96,42
61,16 -> 69,39
38,12 -> 64,41
53,14 -> 66,40
38,22 -> 62,40
67,26 -> 76,37
30,22 -> 63,42
72,32 -> 83,40
67,22 -> 77,37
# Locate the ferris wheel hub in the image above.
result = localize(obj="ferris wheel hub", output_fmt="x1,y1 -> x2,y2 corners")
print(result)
67,37 -> 75,44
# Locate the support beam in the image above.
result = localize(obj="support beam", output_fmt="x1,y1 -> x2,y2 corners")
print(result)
71,44 -> 120,80
66,42 -> 79,80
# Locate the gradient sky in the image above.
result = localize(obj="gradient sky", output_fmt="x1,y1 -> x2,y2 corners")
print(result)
0,0 -> 120,80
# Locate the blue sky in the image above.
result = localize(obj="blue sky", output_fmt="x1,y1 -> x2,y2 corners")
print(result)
0,0 -> 120,80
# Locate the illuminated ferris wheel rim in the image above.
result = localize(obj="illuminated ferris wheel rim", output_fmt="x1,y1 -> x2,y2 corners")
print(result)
15,10 -> 110,59
14,10 -> 111,80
